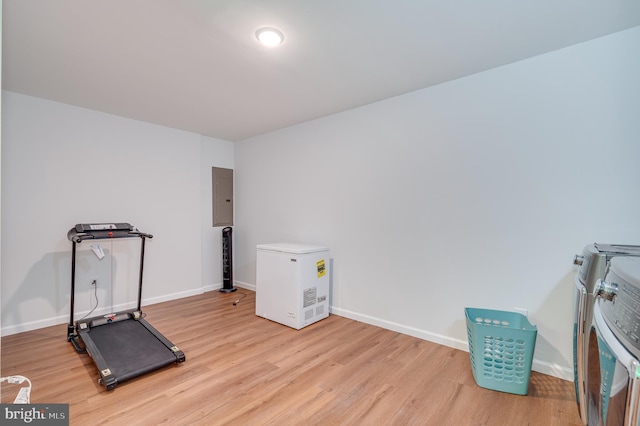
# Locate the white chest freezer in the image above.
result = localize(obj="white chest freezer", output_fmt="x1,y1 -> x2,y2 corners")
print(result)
256,243 -> 330,329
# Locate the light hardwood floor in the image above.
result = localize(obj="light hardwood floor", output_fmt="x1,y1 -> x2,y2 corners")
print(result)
1,290 -> 582,425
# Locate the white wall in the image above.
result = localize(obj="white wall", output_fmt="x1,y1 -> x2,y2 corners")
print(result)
234,27 -> 640,380
1,91 -> 234,335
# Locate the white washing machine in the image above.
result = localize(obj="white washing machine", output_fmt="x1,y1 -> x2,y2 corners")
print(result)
255,243 -> 330,330
588,256 -> 640,425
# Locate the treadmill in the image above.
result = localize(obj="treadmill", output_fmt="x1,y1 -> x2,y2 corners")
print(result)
67,223 -> 185,390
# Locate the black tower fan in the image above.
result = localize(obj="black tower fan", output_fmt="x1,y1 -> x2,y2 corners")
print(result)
219,226 -> 237,293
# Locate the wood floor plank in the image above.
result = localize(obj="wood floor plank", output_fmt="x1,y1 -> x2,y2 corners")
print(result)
1,290 -> 582,425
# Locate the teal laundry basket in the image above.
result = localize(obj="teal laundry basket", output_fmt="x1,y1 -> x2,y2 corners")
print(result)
465,307 -> 537,395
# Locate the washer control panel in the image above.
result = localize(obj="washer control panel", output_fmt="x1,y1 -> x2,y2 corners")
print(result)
600,256 -> 640,359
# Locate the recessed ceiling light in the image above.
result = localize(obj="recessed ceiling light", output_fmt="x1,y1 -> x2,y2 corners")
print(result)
256,27 -> 284,47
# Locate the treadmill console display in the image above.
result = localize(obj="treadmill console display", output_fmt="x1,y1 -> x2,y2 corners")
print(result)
68,223 -> 151,243
75,223 -> 132,233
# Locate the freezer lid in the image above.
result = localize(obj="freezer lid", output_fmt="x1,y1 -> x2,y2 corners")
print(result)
256,242 -> 329,254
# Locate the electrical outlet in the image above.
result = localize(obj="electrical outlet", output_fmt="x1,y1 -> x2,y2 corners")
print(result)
90,277 -> 98,286
514,307 -> 528,318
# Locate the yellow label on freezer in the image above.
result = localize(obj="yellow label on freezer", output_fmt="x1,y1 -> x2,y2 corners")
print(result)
317,259 -> 326,278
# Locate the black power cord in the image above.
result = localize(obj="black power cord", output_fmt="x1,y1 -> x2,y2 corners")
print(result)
79,280 -> 100,321
232,292 -> 247,306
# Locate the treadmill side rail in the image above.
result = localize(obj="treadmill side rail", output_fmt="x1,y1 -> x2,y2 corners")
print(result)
138,318 -> 186,363
78,327 -> 118,390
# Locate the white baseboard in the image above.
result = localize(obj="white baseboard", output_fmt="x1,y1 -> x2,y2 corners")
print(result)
330,306 -> 469,351
235,280 -> 256,292
1,314 -> 71,337
532,359 -> 574,381
203,281 -> 254,293
330,306 -> 574,382
143,287 -> 205,305
203,283 -> 222,292
1,283 -> 253,336
1,287 -> 205,337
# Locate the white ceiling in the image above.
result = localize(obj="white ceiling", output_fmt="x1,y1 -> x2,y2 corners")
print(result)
3,0 -> 640,141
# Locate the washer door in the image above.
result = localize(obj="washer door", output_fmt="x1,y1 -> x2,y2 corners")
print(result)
590,303 -> 640,425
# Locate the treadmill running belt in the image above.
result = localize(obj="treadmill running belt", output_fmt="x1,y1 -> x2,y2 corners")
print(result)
85,319 -> 178,383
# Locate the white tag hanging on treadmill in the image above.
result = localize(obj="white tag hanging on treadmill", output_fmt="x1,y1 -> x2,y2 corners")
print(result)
91,244 -> 105,260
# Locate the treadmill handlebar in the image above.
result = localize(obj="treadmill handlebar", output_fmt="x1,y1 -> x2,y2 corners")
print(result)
67,224 -> 153,243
